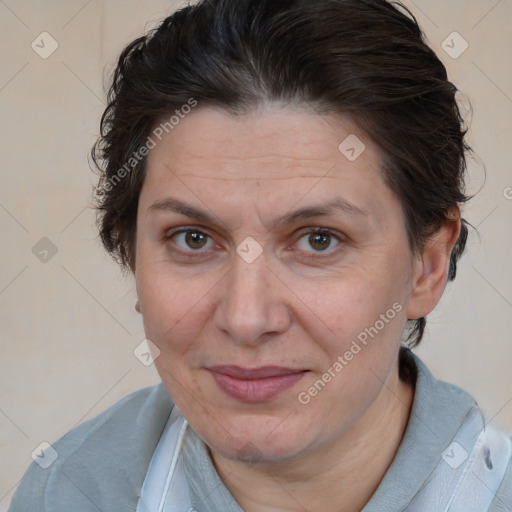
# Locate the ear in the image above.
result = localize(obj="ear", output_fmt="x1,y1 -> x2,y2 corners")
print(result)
407,212 -> 461,320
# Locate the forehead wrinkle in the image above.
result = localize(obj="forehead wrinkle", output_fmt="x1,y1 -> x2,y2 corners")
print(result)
164,160 -> 346,182
174,174 -> 343,181
163,148 -> 341,172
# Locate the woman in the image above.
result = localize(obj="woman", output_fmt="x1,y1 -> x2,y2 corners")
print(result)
9,0 -> 511,510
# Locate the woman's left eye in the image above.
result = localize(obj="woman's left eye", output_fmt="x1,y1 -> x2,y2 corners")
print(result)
295,229 -> 342,255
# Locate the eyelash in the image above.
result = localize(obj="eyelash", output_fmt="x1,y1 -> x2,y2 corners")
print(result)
163,227 -> 344,260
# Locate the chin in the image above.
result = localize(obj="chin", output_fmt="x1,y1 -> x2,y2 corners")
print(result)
217,439 -> 306,466
203,418 -> 313,466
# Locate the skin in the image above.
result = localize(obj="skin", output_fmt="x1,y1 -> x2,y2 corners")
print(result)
134,103 -> 460,512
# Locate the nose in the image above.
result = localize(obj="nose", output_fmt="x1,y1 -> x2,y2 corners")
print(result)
213,251 -> 292,346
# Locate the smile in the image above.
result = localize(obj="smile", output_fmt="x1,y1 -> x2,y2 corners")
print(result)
207,366 -> 308,402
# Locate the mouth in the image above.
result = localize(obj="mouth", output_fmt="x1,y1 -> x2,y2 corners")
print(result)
207,365 -> 308,402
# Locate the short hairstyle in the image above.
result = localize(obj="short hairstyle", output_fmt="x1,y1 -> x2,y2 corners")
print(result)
91,0 -> 472,348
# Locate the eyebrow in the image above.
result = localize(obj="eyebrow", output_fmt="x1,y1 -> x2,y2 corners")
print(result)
148,196 -> 369,230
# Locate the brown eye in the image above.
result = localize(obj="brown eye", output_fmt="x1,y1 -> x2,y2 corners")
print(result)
309,232 -> 331,251
296,229 -> 341,256
170,229 -> 213,251
184,230 -> 208,249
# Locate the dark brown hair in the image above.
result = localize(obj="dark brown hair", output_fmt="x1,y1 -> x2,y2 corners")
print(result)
91,0 -> 472,348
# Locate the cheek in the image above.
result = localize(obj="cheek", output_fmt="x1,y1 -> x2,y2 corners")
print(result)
135,263 -> 211,354
290,268 -> 406,342
292,276 -> 406,432
137,268 -> 210,405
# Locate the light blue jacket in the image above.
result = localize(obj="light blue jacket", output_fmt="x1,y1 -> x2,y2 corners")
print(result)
8,353 -> 512,511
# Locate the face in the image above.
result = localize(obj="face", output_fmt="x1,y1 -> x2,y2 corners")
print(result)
135,104 -> 416,464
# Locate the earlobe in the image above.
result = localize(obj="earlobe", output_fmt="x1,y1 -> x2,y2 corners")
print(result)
406,216 -> 461,320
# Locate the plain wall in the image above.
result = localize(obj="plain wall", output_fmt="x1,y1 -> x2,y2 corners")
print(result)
1,0 -> 511,507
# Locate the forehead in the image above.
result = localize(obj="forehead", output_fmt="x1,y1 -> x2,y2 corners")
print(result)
140,105 -> 397,224
145,104 -> 383,179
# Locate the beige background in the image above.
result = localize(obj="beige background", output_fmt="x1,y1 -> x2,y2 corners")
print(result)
1,0 -> 511,507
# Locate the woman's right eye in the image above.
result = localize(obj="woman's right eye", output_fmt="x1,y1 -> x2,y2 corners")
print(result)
165,229 -> 217,255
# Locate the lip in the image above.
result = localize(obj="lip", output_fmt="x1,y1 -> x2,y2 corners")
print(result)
208,365 -> 308,402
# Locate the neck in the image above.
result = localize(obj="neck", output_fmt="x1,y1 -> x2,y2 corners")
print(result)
209,367 -> 415,512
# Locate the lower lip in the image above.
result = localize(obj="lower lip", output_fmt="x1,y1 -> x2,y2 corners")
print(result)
209,371 -> 307,402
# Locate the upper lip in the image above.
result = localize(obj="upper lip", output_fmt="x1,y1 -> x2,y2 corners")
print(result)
208,365 -> 307,380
